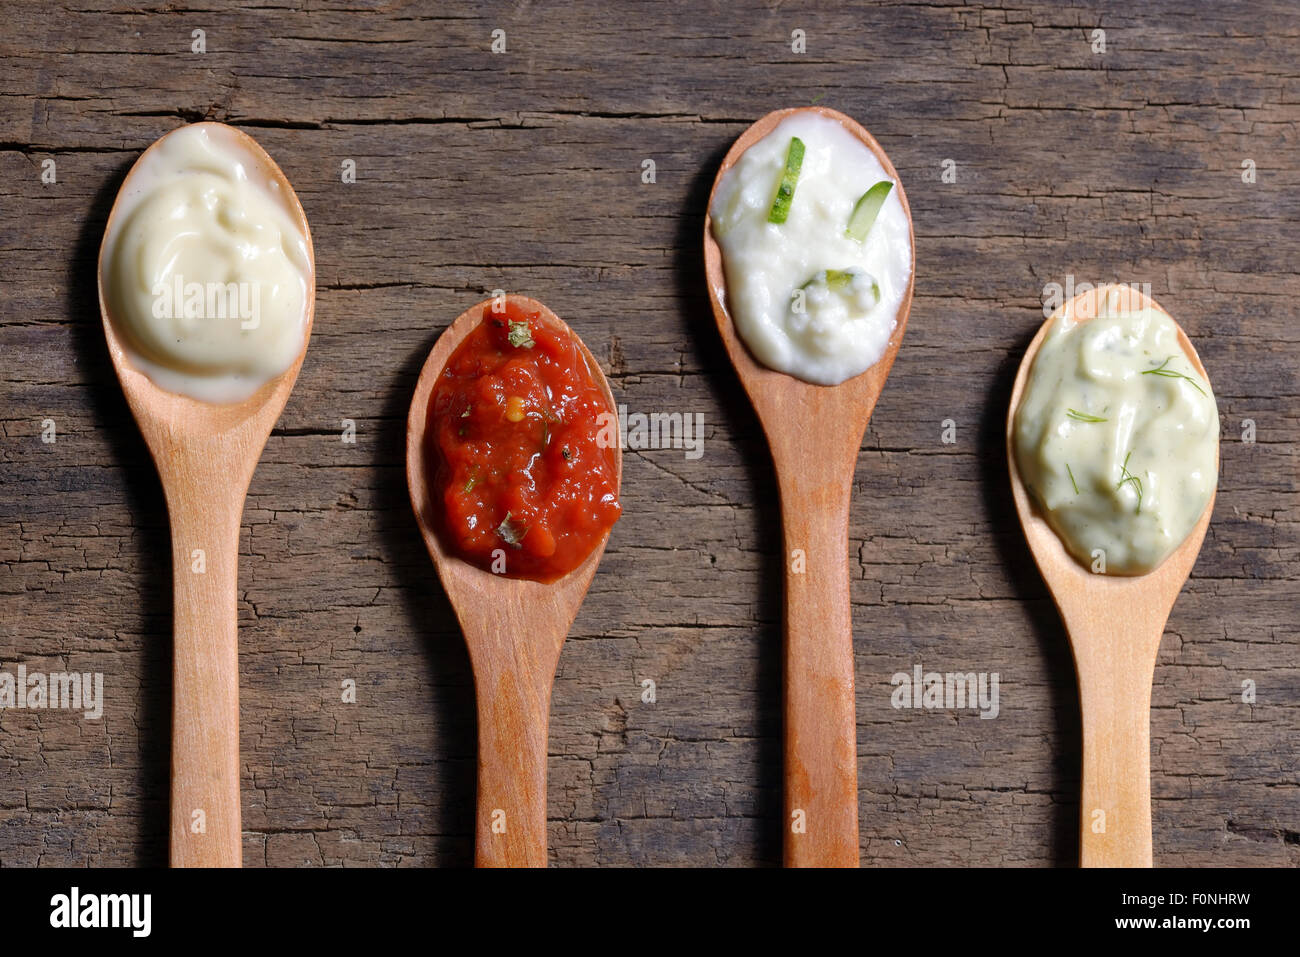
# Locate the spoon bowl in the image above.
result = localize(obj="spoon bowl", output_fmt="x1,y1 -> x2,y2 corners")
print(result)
1006,282 -> 1217,867
704,106 -> 914,866
98,122 -> 315,867
406,295 -> 620,867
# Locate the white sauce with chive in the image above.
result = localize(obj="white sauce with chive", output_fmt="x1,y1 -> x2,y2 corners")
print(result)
1014,293 -> 1218,574
710,112 -> 912,385
101,123 -> 312,403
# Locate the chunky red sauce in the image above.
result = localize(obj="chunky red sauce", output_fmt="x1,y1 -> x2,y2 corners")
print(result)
426,301 -> 621,582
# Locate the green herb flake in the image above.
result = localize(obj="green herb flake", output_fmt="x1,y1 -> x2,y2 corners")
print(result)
767,137 -> 805,224
845,181 -> 893,243
1141,356 -> 1207,395
463,473 -> 480,493
1066,409 -> 1108,423
1066,463 -> 1079,495
800,268 -> 858,292
497,512 -> 527,548
507,320 -> 535,349
1116,450 -> 1143,515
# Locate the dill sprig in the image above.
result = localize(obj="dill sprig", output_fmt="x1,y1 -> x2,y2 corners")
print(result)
1067,409 -> 1108,423
1116,450 -> 1143,515
1066,463 -> 1080,495
1141,356 -> 1206,395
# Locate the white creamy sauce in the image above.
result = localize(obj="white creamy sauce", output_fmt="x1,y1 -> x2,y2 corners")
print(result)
1014,293 -> 1219,574
101,124 -> 312,402
710,112 -> 912,385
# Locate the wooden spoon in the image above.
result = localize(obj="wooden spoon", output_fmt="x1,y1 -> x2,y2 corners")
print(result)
703,107 -> 915,867
1006,283 -> 1217,867
406,295 -> 621,867
98,122 -> 315,867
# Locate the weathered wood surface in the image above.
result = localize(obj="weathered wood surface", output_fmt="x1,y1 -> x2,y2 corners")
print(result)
0,0 -> 1296,867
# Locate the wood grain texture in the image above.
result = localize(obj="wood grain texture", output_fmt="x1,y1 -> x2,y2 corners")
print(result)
0,0 -> 1296,867
1007,284 -> 1217,867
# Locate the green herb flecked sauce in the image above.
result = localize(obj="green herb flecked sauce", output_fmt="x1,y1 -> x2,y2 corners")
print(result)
1014,300 -> 1218,575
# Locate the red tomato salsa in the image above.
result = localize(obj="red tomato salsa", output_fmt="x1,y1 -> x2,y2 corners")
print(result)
426,301 -> 621,582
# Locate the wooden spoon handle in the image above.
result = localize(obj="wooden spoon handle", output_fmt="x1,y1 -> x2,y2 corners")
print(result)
167,490 -> 244,867
1077,668 -> 1157,867
780,472 -> 859,867
1064,601 -> 1169,869
472,657 -> 556,867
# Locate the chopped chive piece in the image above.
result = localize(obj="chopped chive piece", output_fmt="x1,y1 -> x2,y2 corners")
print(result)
497,512 -> 526,548
507,320 -> 535,349
1116,450 -> 1143,515
1066,463 -> 1079,495
767,137 -> 805,224
800,268 -> 858,291
823,268 -> 855,289
1066,409 -> 1108,422
1141,356 -> 1206,395
463,472 -> 479,493
845,181 -> 893,242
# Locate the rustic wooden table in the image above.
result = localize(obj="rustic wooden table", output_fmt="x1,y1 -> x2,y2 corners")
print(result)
1,1 -> 1296,867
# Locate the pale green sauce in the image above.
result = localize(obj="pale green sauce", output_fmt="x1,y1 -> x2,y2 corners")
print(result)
1014,301 -> 1218,575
